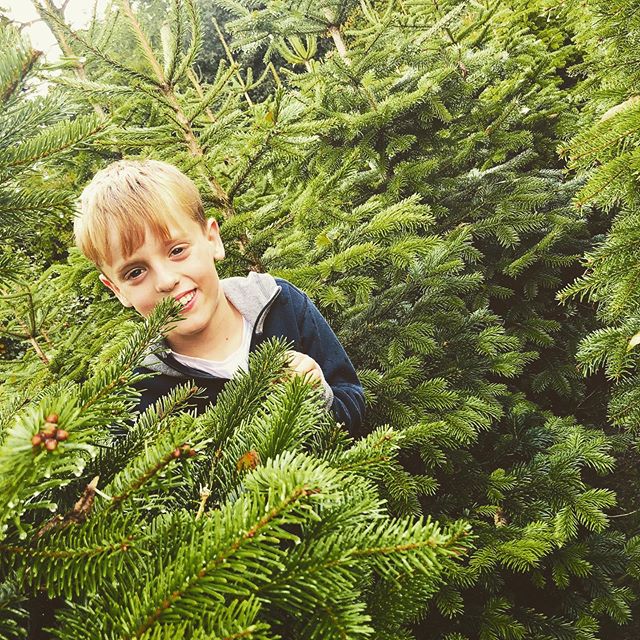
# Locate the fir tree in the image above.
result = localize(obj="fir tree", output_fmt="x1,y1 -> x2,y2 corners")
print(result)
1,0 -> 639,638
0,5 -> 466,638
214,0 -> 637,636
558,0 -> 640,633
1,320 -> 468,638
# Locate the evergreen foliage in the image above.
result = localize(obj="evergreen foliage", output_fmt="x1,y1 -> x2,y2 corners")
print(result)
560,0 -> 640,428
1,317 -> 467,637
0,22 -> 103,268
209,2 -> 634,634
0,0 -> 639,638
557,3 -> 640,635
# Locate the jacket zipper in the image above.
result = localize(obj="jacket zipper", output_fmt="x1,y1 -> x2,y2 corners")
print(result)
252,286 -> 282,337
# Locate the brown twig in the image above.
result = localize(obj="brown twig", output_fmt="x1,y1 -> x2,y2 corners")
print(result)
195,486 -> 211,520
34,476 -> 100,539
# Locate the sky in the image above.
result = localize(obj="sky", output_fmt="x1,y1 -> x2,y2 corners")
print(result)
1,0 -> 110,61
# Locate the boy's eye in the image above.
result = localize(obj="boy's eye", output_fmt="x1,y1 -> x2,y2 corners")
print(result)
125,267 -> 144,280
170,245 -> 187,257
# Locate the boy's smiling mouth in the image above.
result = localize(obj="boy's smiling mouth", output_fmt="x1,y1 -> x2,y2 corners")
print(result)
175,289 -> 197,310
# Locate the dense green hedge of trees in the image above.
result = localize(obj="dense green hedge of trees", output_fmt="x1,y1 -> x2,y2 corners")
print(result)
1,1 -> 639,638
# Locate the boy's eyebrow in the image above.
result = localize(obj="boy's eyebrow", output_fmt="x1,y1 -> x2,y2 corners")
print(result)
165,235 -> 187,245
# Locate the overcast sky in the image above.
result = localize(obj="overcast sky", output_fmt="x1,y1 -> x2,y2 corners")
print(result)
1,0 -> 109,61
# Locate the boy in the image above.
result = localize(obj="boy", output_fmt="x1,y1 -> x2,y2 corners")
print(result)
74,159 -> 365,436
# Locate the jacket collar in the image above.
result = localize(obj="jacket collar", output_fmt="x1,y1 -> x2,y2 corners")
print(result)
220,272 -> 280,330
140,272 -> 280,377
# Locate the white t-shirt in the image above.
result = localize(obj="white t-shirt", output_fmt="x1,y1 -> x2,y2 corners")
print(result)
170,315 -> 334,408
171,317 -> 253,379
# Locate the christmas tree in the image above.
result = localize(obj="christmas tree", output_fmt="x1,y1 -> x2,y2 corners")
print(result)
558,1 -> 640,634
1,0 -> 639,637
0,9 -> 466,639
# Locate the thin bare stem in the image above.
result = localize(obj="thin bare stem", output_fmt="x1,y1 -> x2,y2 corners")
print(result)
268,61 -> 283,87
35,0 -> 106,118
28,336 -> 50,366
195,486 -> 211,520
609,508 -> 640,519
323,8 -> 351,65
212,17 -> 253,107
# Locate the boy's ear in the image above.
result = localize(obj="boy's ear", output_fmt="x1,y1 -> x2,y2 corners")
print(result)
206,217 -> 225,261
99,273 -> 133,307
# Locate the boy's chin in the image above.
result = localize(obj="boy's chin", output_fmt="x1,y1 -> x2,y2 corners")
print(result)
167,320 -> 205,340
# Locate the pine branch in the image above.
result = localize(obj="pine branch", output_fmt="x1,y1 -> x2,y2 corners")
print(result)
171,0 -> 203,85
0,114 -> 106,171
117,0 -> 167,85
0,48 -> 40,105
34,1 -> 163,89
213,16 -> 253,107
186,62 -> 237,122
107,443 -> 197,508
114,0 -> 233,214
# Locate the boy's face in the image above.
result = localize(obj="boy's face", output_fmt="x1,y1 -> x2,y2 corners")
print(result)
99,216 -> 225,344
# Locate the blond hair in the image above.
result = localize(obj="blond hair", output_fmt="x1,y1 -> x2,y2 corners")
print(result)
75,159 -> 207,267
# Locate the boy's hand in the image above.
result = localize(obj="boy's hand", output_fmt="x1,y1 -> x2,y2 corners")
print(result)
285,350 -> 324,386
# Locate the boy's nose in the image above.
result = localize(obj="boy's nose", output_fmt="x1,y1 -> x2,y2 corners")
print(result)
155,269 -> 179,293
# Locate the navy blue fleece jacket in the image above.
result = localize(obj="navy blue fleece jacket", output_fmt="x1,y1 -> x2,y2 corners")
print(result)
134,272 -> 366,437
